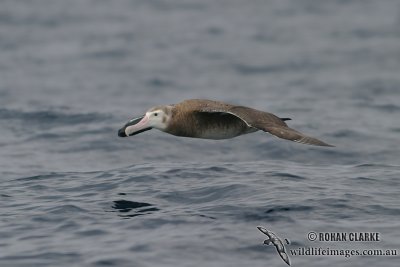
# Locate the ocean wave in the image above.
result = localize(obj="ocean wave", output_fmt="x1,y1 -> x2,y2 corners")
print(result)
0,108 -> 110,127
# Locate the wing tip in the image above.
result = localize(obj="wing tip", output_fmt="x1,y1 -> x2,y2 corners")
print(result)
313,142 -> 335,147
294,137 -> 335,147
322,143 -> 335,147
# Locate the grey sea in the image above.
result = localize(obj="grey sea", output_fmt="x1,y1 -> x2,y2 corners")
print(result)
1,0 -> 400,266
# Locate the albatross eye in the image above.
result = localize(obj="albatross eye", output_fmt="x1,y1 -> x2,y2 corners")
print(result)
154,113 -> 158,116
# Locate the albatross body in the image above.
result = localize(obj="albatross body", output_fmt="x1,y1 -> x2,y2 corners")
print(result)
118,99 -> 333,147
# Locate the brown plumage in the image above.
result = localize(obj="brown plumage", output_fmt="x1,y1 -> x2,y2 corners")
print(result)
118,99 -> 334,147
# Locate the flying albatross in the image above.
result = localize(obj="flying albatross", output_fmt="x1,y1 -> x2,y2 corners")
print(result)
118,99 -> 333,147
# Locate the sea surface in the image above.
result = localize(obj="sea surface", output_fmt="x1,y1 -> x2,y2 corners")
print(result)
1,0 -> 400,266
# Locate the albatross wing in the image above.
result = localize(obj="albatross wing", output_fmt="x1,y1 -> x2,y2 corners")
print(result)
181,99 -> 333,147
259,126 -> 334,147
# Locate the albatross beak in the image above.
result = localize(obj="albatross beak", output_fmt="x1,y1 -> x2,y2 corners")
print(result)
118,115 -> 152,137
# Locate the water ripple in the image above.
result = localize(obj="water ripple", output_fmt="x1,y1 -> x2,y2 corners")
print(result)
0,108 -> 110,127
111,200 -> 160,218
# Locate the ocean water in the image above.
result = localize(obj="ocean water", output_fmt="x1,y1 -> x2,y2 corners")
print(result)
1,0 -> 400,266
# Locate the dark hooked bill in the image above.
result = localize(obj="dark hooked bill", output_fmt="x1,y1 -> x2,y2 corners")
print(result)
117,115 -> 152,137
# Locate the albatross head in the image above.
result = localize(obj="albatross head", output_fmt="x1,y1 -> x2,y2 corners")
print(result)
118,105 -> 173,137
